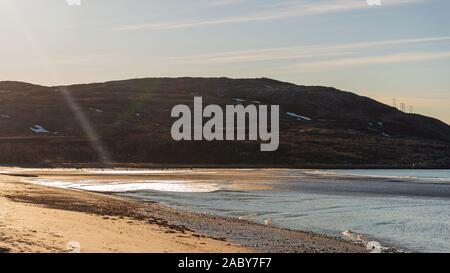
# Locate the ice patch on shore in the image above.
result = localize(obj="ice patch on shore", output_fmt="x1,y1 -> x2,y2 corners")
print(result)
22,178 -> 224,193
342,230 -> 366,242
367,241 -> 383,253
67,241 -> 81,253
342,230 -> 385,253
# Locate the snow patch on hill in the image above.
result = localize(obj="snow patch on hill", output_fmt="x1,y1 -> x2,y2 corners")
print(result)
286,112 -> 312,121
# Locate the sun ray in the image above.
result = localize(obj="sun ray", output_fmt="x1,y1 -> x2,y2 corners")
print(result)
1,0 -> 112,164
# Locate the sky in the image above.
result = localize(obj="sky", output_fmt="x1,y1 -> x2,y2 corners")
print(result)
0,0 -> 449,123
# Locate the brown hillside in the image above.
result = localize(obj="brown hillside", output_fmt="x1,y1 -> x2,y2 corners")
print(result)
0,78 -> 449,168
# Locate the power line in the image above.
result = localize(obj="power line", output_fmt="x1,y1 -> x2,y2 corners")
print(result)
392,98 -> 397,108
392,98 -> 415,114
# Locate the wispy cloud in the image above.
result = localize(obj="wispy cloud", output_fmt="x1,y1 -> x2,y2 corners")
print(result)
38,54 -> 113,66
167,36 -> 450,65
113,0 -> 427,31
208,0 -> 248,6
284,50 -> 450,72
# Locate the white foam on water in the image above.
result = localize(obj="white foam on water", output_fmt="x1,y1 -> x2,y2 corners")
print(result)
78,182 -> 223,193
22,178 -> 224,193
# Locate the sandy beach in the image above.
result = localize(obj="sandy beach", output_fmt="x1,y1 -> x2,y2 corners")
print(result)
0,175 -> 249,253
0,169 -> 366,253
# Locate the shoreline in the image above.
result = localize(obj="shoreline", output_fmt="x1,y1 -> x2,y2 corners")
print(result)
2,163 -> 450,170
0,172 -> 367,253
0,175 -> 249,253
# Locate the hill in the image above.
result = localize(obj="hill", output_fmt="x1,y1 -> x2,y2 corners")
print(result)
0,77 -> 449,168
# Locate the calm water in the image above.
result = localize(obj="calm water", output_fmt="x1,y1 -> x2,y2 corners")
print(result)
120,170 -> 450,253
314,169 -> 450,180
23,169 -> 450,253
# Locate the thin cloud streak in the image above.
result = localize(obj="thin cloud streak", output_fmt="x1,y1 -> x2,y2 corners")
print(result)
38,54 -> 113,66
113,0 -> 427,31
208,0 -> 247,6
167,36 -> 450,65
284,51 -> 450,72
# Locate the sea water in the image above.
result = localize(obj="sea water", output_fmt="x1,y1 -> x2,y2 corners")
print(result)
121,169 -> 450,253
23,169 -> 450,253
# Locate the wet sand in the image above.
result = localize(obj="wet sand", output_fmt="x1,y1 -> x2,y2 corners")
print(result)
0,169 -> 367,253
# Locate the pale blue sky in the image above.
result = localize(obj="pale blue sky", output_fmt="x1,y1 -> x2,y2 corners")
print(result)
0,0 -> 449,123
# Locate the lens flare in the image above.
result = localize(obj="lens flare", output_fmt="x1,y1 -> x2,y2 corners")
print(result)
3,1 -> 112,164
